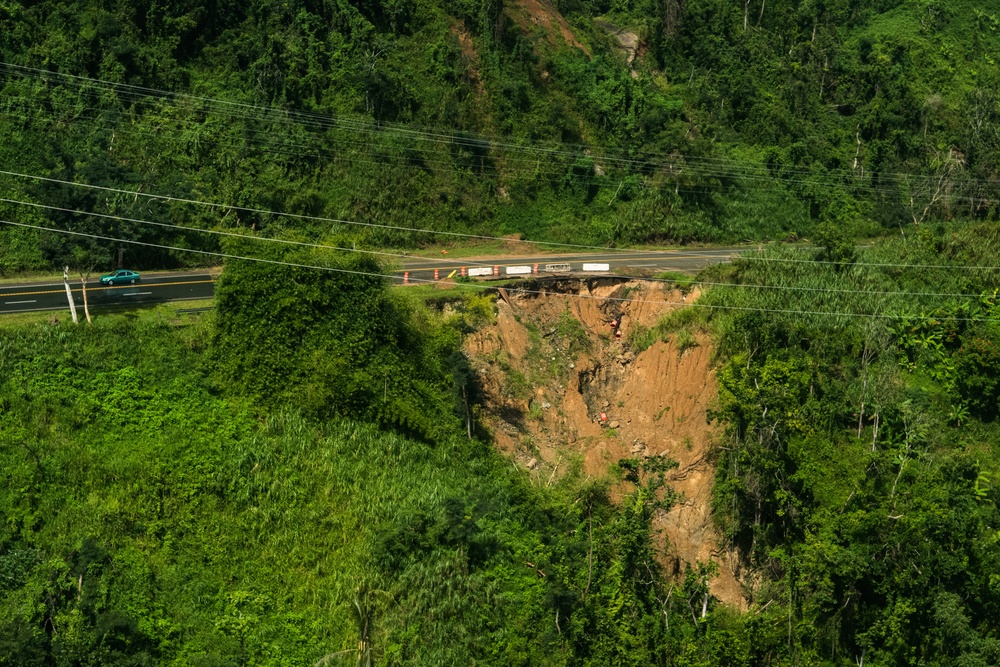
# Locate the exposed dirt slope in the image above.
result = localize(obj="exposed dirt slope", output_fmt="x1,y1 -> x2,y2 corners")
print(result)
508,0 -> 591,55
464,278 -> 745,608
451,23 -> 486,95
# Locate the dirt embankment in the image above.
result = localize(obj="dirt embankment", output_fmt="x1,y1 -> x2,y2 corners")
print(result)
508,0 -> 591,55
464,278 -> 745,608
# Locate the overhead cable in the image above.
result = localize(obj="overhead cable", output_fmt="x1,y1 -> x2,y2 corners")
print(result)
2,196 -> 994,301
1,62 -> 992,194
3,218 -> 998,322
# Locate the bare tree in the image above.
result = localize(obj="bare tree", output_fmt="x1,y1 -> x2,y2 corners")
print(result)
71,246 -> 109,324
902,148 -> 965,227
856,321 -> 891,439
852,127 -> 863,177
62,266 -> 79,324
78,267 -> 96,324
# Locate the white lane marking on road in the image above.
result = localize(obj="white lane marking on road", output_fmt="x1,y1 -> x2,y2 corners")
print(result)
628,263 -> 657,267
5,300 -> 37,304
122,291 -> 153,296
1,284 -> 63,290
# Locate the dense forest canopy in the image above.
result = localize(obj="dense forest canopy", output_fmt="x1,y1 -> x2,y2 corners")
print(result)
3,226 -> 1000,666
2,0 -> 1000,273
3,1 -> 1000,666
0,264 -> 738,666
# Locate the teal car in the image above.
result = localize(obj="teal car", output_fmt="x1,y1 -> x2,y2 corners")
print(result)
100,269 -> 141,285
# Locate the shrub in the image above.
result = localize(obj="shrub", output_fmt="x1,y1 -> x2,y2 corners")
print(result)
211,245 -> 463,440
953,336 -> 1000,421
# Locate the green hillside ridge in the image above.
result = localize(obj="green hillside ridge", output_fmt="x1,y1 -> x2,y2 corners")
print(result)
3,226 -> 1000,665
4,0 -> 1000,664
3,0 -> 1000,275
700,222 -> 1000,665
0,258 -> 731,666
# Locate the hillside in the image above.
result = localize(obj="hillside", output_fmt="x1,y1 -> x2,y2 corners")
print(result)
4,1 -> 1000,665
3,1 -> 1000,274
462,278 -> 743,606
0,260 -> 741,666
2,226 -> 1000,665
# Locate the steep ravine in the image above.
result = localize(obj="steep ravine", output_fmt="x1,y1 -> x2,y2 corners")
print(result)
464,278 -> 746,608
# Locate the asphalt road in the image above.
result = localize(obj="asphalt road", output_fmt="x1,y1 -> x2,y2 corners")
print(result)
395,247 -> 742,283
0,274 -> 217,315
0,247 -> 744,315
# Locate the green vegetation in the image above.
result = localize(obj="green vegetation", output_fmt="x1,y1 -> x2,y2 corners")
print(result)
654,271 -> 695,292
3,0 -> 1000,277
0,258 -> 742,666
4,0 -> 1000,663
700,223 -> 1000,665
211,246 -> 463,439
628,306 -> 707,353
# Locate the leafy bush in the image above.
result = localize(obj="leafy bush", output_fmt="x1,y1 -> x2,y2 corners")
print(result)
211,246 -> 463,440
953,336 -> 1000,420
0,314 -> 743,666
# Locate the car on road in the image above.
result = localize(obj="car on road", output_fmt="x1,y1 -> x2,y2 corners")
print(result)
100,270 -> 141,285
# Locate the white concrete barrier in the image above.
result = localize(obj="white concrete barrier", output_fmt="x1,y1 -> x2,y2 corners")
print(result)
582,263 -> 611,272
505,265 -> 532,275
468,267 -> 494,277
544,263 -> 572,273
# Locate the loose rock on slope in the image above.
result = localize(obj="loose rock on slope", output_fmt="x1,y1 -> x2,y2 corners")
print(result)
464,278 -> 745,608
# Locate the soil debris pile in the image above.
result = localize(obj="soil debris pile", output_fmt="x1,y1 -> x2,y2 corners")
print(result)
464,277 -> 745,607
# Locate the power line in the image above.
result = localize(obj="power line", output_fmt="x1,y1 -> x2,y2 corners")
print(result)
3,217 -> 997,322
0,196 -> 448,266
3,63 -> 993,197
3,196 -> 993,301
0,168 -> 750,254
0,96 -> 764,194
0,218 -> 402,277
10,98 -> 904,205
5,169 -> 999,274
4,92 -> 978,203
736,252 -> 1000,271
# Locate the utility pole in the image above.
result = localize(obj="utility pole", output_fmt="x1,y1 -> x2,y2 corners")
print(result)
63,266 -> 79,324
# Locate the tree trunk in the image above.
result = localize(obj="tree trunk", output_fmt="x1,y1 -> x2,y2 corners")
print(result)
857,340 -> 873,438
79,272 -> 93,324
463,384 -> 472,440
63,266 -> 79,324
